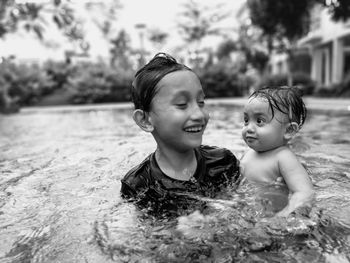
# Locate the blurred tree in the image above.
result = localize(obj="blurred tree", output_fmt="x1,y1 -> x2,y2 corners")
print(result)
177,0 -> 230,68
216,31 -> 268,76
110,30 -> 132,70
147,28 -> 168,50
0,0 -> 82,42
216,39 -> 236,60
87,0 -> 122,38
247,0 -> 312,50
86,1 -> 133,69
320,0 -> 350,22
215,40 -> 244,72
0,0 -> 87,111
247,0 -> 350,85
237,23 -> 269,75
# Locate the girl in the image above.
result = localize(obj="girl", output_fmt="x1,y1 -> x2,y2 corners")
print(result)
120,53 -> 241,213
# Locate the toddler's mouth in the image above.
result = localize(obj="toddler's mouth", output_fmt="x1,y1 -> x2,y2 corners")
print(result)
245,136 -> 257,141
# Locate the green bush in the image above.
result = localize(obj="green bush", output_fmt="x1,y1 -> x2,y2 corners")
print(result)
66,62 -> 133,104
314,72 -> 350,97
314,86 -> 334,97
0,61 -> 55,106
198,64 -> 251,98
258,72 -> 316,95
44,60 -> 77,91
0,59 -> 135,107
339,72 -> 350,97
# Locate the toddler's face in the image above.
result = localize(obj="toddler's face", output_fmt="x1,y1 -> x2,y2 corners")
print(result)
242,97 -> 289,152
148,70 -> 209,152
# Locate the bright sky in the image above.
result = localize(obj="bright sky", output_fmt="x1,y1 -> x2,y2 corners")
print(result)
118,0 -> 246,49
3,0 -> 246,61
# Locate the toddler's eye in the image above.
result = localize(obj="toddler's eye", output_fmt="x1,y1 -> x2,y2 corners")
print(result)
256,117 -> 265,125
198,100 -> 205,107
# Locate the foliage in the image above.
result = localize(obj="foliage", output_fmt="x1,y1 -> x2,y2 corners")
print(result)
177,0 -> 229,47
246,49 -> 269,74
147,28 -> 168,49
247,0 -> 312,44
216,27 -> 269,75
44,60 -> 76,89
237,23 -> 269,73
86,1 -> 127,66
258,72 -> 316,95
340,72 -> 350,96
247,0 -> 350,53
314,72 -> 350,97
0,59 -> 135,107
246,0 -> 350,85
86,0 -> 122,38
0,0 -> 81,41
0,60 -> 56,106
216,40 -> 236,60
66,62 -> 133,104
198,63 -> 252,98
1,0 -> 43,38
110,30 -> 133,69
319,0 -> 350,22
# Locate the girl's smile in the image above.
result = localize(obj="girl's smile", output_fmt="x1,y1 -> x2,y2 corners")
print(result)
148,70 -> 209,152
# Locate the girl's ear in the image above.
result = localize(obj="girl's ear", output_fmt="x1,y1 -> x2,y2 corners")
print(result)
133,109 -> 154,132
284,122 -> 299,140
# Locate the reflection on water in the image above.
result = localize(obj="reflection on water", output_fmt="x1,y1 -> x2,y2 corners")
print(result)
0,105 -> 349,262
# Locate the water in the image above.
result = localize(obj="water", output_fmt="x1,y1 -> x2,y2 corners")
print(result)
0,104 -> 349,262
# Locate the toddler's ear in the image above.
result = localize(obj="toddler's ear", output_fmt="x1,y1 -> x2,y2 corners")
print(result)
284,122 -> 299,140
133,109 -> 154,132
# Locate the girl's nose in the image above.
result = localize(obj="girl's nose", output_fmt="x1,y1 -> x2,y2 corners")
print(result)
191,104 -> 208,121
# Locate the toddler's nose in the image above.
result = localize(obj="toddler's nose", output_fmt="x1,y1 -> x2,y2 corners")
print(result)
246,122 -> 255,133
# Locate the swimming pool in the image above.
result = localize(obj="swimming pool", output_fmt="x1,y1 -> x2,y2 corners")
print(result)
0,102 -> 349,262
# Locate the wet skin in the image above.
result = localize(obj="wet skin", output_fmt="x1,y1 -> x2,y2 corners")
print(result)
148,70 -> 209,154
240,97 -> 314,216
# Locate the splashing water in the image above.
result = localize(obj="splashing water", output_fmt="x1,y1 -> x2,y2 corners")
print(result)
0,105 -> 349,262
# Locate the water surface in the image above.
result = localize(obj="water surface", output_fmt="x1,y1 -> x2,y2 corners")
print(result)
0,104 -> 349,262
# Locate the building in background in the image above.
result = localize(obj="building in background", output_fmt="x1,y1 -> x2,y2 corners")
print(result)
268,4 -> 350,88
298,4 -> 350,87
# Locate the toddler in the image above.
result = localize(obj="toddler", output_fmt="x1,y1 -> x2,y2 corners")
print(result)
240,86 -> 314,217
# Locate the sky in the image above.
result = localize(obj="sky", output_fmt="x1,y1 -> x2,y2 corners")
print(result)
118,0 -> 246,50
2,0 -> 246,61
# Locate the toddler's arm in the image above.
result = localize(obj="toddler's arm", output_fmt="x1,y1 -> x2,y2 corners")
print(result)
275,149 -> 314,217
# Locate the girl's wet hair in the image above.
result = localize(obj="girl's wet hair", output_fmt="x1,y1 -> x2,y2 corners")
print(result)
131,52 -> 192,111
250,86 -> 307,127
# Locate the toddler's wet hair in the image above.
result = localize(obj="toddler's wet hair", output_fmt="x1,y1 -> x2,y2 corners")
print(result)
250,86 -> 307,127
131,52 -> 191,111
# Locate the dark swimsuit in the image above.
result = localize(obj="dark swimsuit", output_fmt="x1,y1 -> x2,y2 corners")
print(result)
121,145 -> 241,216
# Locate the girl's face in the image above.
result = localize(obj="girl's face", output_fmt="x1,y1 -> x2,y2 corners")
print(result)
242,97 -> 289,152
148,70 -> 209,153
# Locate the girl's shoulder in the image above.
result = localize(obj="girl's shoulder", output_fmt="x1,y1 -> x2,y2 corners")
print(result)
199,145 -> 237,162
121,154 -> 154,195
197,145 -> 241,185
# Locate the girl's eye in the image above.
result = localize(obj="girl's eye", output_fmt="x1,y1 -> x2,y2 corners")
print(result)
243,117 -> 248,125
175,103 -> 187,108
198,100 -> 205,107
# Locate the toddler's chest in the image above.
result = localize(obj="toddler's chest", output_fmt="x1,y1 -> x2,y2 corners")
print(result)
241,154 -> 280,183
